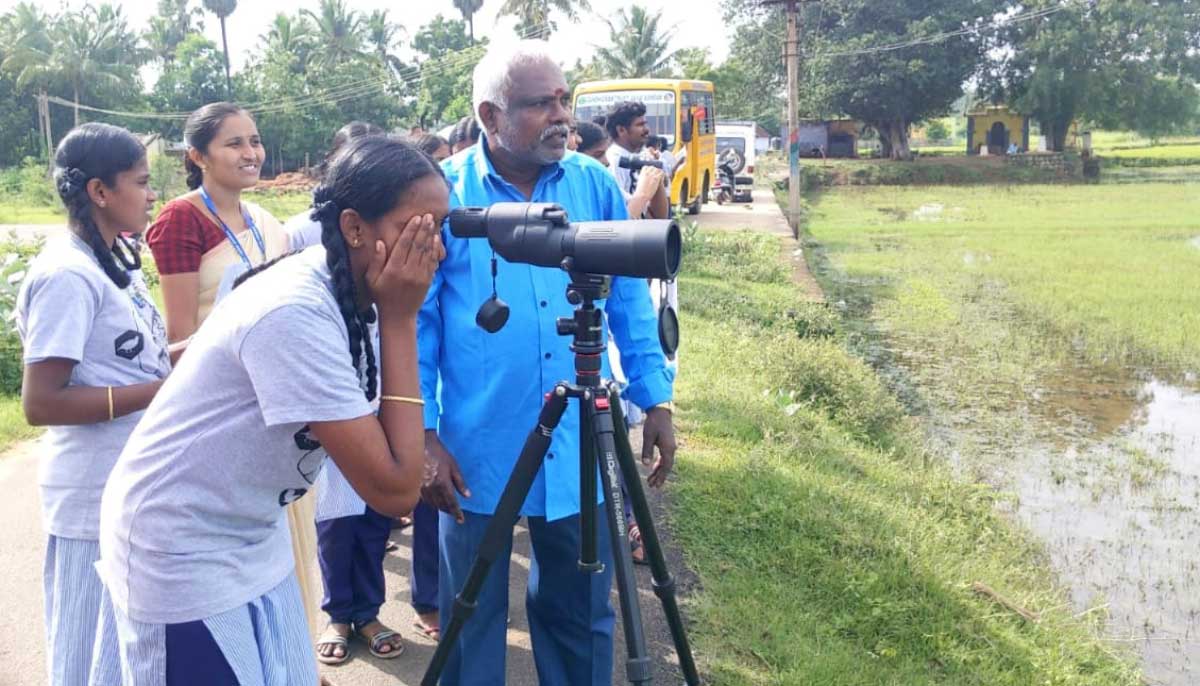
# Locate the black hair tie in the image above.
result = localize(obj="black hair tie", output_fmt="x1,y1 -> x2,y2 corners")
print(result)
56,167 -> 88,198
312,199 -> 340,223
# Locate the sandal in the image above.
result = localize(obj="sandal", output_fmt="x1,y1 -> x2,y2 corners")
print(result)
356,621 -> 405,660
316,624 -> 351,666
413,616 -> 440,642
629,524 -> 648,565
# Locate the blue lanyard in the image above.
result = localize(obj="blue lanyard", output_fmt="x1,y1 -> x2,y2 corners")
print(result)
198,186 -> 265,270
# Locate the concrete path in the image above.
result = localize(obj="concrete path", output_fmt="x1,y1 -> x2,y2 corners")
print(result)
0,435 -> 693,686
0,224 -> 62,243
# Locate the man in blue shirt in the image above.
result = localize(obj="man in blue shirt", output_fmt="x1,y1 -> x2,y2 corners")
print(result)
418,41 -> 677,685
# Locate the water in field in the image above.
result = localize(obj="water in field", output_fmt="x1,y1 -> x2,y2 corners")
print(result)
894,344 -> 1200,685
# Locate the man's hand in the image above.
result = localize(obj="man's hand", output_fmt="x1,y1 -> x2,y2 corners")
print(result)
641,407 -> 677,488
634,165 -> 666,201
422,430 -> 471,523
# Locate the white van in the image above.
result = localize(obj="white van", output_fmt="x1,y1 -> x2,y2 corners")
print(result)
715,121 -> 757,203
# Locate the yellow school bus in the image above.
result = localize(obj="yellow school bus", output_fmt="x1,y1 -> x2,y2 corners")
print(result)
573,79 -> 716,215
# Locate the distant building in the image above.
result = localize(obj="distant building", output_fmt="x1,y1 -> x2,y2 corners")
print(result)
792,119 -> 861,158
967,106 -> 1030,155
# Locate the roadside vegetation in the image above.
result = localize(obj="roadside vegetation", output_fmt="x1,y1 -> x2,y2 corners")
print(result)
672,229 -> 1140,685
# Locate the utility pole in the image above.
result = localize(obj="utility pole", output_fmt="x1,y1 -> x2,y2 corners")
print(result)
761,0 -> 804,238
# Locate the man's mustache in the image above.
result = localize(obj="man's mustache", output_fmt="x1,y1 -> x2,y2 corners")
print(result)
540,124 -> 571,142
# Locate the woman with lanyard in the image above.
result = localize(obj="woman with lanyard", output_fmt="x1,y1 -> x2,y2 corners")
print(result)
93,135 -> 445,685
17,123 -> 173,685
143,102 -> 326,671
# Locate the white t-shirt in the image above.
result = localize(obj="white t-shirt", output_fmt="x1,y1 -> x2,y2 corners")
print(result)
284,210 -> 322,254
98,247 -> 374,624
15,234 -> 170,539
605,142 -> 641,200
282,211 -> 371,522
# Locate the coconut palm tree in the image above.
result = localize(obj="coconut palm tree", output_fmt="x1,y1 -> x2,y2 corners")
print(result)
452,0 -> 485,43
145,0 -> 206,65
260,13 -> 316,73
364,9 -> 405,73
594,6 -> 676,79
303,0 -> 365,69
201,0 -> 237,97
498,0 -> 591,38
4,4 -> 141,126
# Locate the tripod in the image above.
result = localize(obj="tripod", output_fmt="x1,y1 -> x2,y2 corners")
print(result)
422,272 -> 700,686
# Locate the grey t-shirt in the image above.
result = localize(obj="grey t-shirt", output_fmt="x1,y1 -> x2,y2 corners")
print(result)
98,247 -> 374,624
15,234 -> 170,539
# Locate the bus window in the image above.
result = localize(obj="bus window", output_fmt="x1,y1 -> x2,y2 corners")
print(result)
573,90 -> 678,146
682,90 -> 716,136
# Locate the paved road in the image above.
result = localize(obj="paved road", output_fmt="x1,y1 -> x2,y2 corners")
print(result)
0,435 -> 694,686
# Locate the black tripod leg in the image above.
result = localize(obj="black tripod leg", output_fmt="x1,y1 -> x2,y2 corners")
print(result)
591,393 -> 653,685
579,391 -> 602,572
421,387 -> 570,686
609,384 -> 702,686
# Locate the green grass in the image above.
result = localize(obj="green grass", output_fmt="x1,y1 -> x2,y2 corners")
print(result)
1103,143 -> 1200,159
803,184 -> 1200,373
0,203 -> 64,225
673,230 -> 1139,684
0,395 -> 39,453
245,190 -> 312,220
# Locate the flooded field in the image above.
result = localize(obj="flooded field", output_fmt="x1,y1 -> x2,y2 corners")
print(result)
807,182 -> 1200,684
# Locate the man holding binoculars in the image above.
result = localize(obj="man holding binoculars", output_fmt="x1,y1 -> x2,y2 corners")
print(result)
603,101 -> 672,220
417,41 -> 677,686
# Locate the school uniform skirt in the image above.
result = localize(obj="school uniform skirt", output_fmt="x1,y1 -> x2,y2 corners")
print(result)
44,535 -> 105,686
89,572 -> 317,686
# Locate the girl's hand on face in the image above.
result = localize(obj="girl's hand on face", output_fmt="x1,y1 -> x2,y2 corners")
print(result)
365,213 -> 445,319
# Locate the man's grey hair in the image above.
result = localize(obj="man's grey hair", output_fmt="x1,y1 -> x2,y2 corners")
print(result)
472,40 -> 562,130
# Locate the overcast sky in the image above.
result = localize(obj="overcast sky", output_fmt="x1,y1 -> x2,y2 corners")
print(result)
4,0 -> 735,73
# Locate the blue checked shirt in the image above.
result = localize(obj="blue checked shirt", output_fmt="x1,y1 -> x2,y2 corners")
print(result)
418,141 -> 675,522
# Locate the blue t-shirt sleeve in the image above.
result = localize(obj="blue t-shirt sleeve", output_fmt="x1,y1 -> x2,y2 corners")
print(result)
239,305 -> 374,426
20,268 -> 98,364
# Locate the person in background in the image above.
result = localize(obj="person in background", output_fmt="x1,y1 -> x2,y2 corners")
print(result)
17,122 -> 172,686
447,116 -> 481,154
280,122 -> 412,665
145,101 -> 324,674
147,102 -> 290,342
410,133 -> 452,163
92,135 -> 445,684
603,101 -> 670,220
575,121 -> 610,164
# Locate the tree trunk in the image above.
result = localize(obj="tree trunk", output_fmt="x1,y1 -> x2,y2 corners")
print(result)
73,85 -> 80,127
468,15 -> 475,43
219,16 -> 233,98
886,118 -> 911,160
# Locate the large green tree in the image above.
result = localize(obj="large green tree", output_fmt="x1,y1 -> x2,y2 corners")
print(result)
145,0 -> 205,65
259,13 -> 316,75
201,0 -> 236,97
982,0 -> 1200,150
4,3 -> 145,127
304,0 -> 365,69
152,34 -> 228,124
593,6 -> 676,79
498,0 -> 591,38
411,16 -> 480,128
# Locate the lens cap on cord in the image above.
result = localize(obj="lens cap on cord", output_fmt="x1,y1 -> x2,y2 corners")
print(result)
658,303 -> 679,360
476,296 -> 510,334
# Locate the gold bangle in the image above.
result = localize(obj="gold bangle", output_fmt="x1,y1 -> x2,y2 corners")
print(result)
381,395 -> 425,406
107,386 -> 114,421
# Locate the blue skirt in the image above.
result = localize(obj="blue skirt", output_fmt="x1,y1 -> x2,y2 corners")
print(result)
91,572 -> 318,686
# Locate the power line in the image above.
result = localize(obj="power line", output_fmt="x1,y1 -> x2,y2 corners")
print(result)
44,22 -> 550,122
814,4 -> 1072,58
